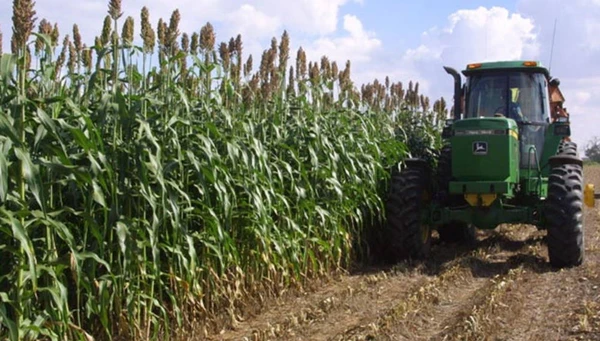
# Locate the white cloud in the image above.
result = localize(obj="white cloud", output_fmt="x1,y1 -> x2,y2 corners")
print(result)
398,6 -> 539,98
409,6 -> 540,64
517,0 -> 600,148
223,4 -> 281,41
251,0 -> 362,35
305,15 -> 381,65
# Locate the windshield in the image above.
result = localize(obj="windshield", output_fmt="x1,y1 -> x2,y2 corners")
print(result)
466,72 -> 549,123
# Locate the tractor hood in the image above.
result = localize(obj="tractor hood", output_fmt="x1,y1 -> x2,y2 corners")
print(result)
450,117 -> 520,186
453,117 -> 518,133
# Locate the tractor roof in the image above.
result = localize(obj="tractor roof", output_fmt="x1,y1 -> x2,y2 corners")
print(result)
462,60 -> 550,77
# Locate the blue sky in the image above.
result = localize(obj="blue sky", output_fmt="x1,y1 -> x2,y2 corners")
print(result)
344,1 -> 517,49
1,0 -> 599,151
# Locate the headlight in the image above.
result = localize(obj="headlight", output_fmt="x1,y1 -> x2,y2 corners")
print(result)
553,124 -> 570,136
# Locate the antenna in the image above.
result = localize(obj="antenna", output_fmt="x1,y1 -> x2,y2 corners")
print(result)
549,18 -> 557,72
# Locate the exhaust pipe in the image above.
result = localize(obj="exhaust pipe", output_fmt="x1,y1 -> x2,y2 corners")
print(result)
443,66 -> 462,120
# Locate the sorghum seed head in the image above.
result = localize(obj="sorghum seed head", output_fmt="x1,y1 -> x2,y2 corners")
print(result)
157,18 -> 166,47
82,44 -> 92,69
228,37 -> 235,55
279,30 -> 289,69
244,55 -> 253,77
296,47 -> 307,79
166,9 -> 180,49
73,24 -> 82,52
181,32 -> 189,53
108,0 -> 122,21
140,7 -> 156,53
68,40 -> 76,73
51,23 -> 59,48
219,42 -> 230,70
331,61 -> 339,81
199,22 -> 215,51
35,19 -> 50,54
11,0 -> 37,52
122,16 -> 134,45
101,15 -> 112,46
190,32 -> 199,55
235,34 -> 242,55
24,46 -> 31,69
55,34 -> 69,76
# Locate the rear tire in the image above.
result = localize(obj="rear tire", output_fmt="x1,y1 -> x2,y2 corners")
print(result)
383,166 -> 431,262
545,163 -> 584,268
558,141 -> 578,157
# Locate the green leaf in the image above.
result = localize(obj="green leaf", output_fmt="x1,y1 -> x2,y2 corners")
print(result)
0,208 -> 38,291
14,147 -> 46,213
116,221 -> 128,255
0,302 -> 18,341
0,53 -> 16,81
92,180 -> 106,208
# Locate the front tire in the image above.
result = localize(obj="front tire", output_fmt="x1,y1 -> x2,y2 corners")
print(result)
383,165 -> 431,262
545,163 -> 585,267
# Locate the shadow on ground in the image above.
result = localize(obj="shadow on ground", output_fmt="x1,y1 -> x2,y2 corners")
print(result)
352,229 -> 554,278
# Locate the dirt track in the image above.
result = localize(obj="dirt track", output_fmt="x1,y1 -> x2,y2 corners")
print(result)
206,166 -> 600,341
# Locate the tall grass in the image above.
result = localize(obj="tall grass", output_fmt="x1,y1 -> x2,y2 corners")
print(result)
0,1 -> 446,339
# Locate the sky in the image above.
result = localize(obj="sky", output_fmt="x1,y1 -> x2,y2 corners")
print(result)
1,0 -> 599,151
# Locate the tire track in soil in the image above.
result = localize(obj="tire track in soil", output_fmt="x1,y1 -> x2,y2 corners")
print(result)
208,242 -> 475,341
331,261 -> 476,341
206,264 -> 428,341
342,225 -> 547,341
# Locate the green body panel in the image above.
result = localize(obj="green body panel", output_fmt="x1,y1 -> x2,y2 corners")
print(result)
449,180 -> 514,196
539,122 -> 569,176
462,60 -> 550,77
429,200 -> 538,230
450,118 -> 519,189
519,169 -> 547,197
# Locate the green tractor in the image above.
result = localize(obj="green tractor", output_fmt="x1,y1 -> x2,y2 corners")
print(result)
384,60 -> 597,268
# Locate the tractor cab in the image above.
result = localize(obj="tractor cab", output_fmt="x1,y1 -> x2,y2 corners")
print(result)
462,63 -> 551,169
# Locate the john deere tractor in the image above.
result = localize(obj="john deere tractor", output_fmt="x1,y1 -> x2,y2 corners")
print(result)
384,60 -> 597,268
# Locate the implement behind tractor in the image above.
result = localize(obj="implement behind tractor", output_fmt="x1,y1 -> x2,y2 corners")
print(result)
384,60 -> 598,268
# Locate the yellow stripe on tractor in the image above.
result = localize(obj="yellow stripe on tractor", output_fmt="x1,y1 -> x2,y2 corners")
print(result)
464,193 -> 497,207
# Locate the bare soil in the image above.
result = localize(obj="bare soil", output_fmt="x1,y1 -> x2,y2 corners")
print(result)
204,166 -> 600,341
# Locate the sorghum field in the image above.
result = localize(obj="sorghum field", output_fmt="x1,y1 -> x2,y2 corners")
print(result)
3,1 -> 600,341
0,0 -> 445,340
